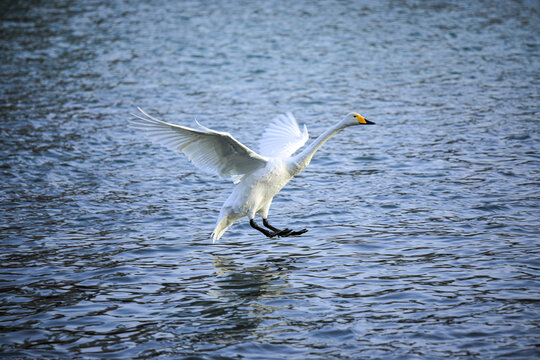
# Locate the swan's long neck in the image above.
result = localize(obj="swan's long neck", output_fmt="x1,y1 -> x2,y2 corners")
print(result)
292,121 -> 349,174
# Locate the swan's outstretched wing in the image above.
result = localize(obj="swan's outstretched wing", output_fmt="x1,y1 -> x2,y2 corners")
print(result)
131,108 -> 267,180
259,112 -> 309,158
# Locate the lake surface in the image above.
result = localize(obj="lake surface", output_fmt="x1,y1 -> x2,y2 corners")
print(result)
1,1 -> 539,359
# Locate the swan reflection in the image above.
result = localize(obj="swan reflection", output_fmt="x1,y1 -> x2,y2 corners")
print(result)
188,254 -> 293,341
210,255 -> 291,301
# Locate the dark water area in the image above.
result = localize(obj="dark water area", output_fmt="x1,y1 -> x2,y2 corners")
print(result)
1,0 -> 539,359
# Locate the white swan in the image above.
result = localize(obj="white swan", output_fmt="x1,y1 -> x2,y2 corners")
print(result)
131,108 -> 374,242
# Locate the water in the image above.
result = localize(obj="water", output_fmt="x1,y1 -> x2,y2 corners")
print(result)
1,0 -> 539,358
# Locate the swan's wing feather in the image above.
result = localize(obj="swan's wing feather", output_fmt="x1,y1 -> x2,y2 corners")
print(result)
259,112 -> 309,158
131,108 -> 267,179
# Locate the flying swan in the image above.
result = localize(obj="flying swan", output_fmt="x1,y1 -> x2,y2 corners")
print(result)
131,108 -> 375,242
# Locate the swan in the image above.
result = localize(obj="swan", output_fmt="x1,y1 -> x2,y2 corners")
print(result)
131,108 -> 374,242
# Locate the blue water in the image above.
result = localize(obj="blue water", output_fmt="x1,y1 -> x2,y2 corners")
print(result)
1,1 -> 539,359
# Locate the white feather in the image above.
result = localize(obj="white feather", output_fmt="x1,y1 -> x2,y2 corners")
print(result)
130,107 -> 267,180
259,112 -> 309,158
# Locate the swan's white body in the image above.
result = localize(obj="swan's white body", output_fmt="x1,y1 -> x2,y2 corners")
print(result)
213,158 -> 293,240
131,108 -> 373,242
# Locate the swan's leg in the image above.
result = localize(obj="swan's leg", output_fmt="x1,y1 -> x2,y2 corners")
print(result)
262,219 -> 293,236
250,219 -> 276,237
250,219 -> 293,237
263,219 -> 306,237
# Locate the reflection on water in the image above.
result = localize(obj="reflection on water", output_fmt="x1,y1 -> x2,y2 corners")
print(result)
1,0 -> 539,359
209,255 -> 292,344
212,255 -> 291,300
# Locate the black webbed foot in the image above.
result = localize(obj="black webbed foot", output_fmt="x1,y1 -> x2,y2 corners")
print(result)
250,219 -> 287,238
276,228 -> 293,237
288,229 -> 308,236
261,219 -> 308,237
252,219 -> 308,238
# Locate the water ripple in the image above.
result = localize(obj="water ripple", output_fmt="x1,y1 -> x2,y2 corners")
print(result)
1,0 -> 539,359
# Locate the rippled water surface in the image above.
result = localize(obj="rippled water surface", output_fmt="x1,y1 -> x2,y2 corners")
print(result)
1,1 -> 539,359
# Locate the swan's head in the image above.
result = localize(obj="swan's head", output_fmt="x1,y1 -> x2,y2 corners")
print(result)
348,112 -> 375,126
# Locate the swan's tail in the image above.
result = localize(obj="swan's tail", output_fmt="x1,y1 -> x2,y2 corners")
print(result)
211,213 -> 239,243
